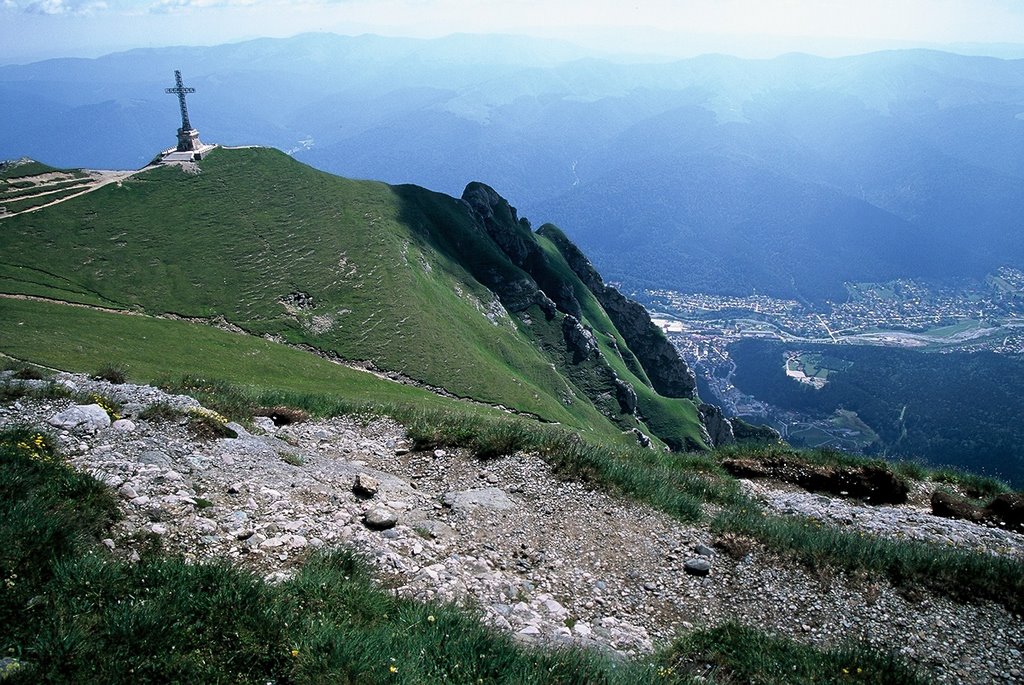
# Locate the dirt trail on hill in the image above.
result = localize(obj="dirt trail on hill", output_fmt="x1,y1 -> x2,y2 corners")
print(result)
1,168 -> 142,219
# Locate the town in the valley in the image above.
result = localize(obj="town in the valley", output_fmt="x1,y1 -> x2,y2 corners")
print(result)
634,266 -> 1024,451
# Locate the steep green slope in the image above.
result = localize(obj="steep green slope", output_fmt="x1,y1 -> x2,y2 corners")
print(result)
0,147 -> 705,448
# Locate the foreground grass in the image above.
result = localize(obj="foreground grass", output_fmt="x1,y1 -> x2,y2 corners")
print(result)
661,623 -> 925,685
0,426 -> 921,684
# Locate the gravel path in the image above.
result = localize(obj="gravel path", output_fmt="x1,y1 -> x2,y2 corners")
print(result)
2,372 -> 1022,683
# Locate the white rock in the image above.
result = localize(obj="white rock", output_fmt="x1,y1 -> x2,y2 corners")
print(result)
543,599 -> 567,616
195,517 -> 218,533
573,623 -> 593,638
48,404 -> 111,434
111,419 -> 136,432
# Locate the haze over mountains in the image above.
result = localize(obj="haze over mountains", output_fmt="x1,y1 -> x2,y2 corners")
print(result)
3,33 -> 1023,301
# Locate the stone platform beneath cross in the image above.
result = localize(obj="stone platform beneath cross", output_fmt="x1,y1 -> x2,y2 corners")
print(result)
160,143 -> 217,163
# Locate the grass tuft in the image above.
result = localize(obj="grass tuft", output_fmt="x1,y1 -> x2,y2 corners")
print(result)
92,363 -> 128,384
138,401 -> 184,423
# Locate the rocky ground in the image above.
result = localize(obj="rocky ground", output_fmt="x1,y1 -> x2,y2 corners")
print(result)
2,372 -> 1023,683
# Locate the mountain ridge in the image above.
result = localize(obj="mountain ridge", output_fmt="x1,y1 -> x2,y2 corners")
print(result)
0,146 -> 757,451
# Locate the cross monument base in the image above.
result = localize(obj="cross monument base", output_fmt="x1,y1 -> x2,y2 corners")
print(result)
177,128 -> 203,152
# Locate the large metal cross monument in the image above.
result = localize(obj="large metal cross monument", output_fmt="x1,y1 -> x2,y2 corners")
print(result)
165,70 -> 203,152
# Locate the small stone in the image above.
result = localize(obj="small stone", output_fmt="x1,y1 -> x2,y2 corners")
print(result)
433,449 -> 447,458
139,450 -> 171,467
111,418 -> 136,432
150,523 -> 168,535
119,483 -> 138,500
364,507 -> 399,531
543,599 -> 566,616
102,538 -> 116,550
442,488 -> 514,511
252,416 -> 276,432
353,473 -> 380,498
694,544 -> 715,557
683,558 -> 712,576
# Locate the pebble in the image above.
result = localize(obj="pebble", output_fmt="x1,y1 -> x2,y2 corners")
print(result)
364,507 -> 399,531
684,558 -> 712,576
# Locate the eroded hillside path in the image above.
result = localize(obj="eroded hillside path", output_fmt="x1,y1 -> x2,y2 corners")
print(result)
2,372 -> 1022,684
0,168 -> 143,219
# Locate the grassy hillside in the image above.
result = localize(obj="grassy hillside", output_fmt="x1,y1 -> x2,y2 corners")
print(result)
0,297 -> 492,417
0,147 -> 704,447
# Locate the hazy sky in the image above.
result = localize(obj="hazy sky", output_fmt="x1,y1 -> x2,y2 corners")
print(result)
2,0 -> 1024,64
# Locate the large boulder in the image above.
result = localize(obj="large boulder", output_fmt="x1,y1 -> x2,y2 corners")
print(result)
48,404 -> 111,433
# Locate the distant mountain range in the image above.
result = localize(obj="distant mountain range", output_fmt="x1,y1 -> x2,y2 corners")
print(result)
3,33 -> 1023,300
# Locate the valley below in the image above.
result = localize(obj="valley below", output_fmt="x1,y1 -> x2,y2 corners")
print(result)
644,273 -> 1024,485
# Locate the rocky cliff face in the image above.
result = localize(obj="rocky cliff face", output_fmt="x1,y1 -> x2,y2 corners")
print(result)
461,183 -> 772,450
463,183 -> 581,318
537,225 -> 697,401
698,403 -> 736,447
